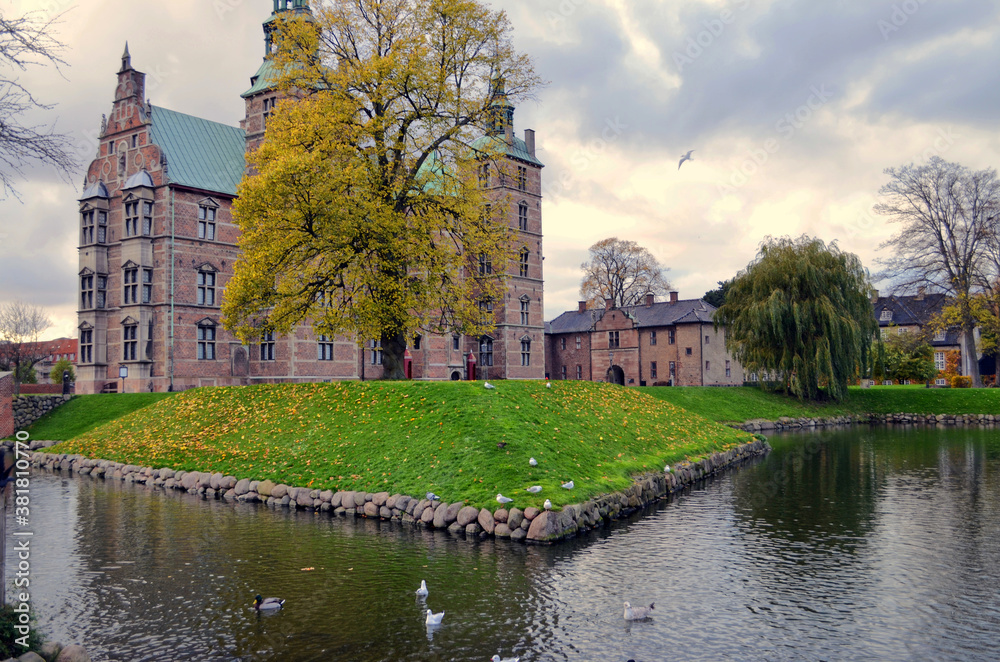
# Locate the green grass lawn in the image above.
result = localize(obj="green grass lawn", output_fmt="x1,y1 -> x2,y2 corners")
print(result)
645,385 -> 1000,423
18,393 -> 177,441
45,381 -> 753,511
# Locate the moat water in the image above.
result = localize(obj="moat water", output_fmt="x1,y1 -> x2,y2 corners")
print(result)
13,424 -> 1000,661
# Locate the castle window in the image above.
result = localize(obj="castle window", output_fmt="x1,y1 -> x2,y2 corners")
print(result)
197,325 -> 216,360
685,347 -> 692,356
520,339 -> 531,366
519,248 -> 529,277
705,360 -> 711,371
263,97 -> 276,130
259,331 -> 275,361
478,253 -> 492,275
560,337 -> 566,350
478,162 -> 489,187
413,335 -> 421,350
880,309 -> 892,321
80,329 -> 93,364
123,324 -> 138,361
143,202 -> 153,235
705,335 -> 710,344
81,274 -> 94,309
97,276 -> 107,309
520,299 -> 530,325
198,206 -> 216,240
650,331 -> 657,346
935,351 -> 945,371
561,365 -> 567,379
452,335 -> 460,351
369,339 -> 383,365
650,362 -> 657,380
517,166 -> 527,191
479,299 -> 494,313
142,268 -> 153,304
97,211 -> 107,243
668,329 -> 675,344
197,270 -> 216,306
608,331 -> 620,349
518,202 -> 528,231
318,334 -> 334,361
726,360 -> 731,377
934,330 -> 946,341
123,266 -> 138,304
125,201 -> 138,237
131,134 -> 137,149
576,365 -> 582,379
479,336 -> 493,367
576,336 -> 581,350
81,211 -> 94,244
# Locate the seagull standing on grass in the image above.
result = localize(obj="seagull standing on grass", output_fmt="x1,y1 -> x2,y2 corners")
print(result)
543,499 -> 552,510
678,149 -> 695,170
426,492 -> 441,501
561,480 -> 574,490
484,381 -> 495,389
529,457 -> 538,467
526,485 -> 542,493
496,493 -> 513,504
415,580 -> 428,598
623,601 -> 654,620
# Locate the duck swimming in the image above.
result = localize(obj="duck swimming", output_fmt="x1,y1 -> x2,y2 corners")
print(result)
253,595 -> 285,611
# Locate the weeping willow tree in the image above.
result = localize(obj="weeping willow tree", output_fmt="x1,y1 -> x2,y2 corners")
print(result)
714,236 -> 878,401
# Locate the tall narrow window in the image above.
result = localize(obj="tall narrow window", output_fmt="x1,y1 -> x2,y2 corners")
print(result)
705,360 -> 711,371
517,166 -> 527,191
519,249 -> 529,277
141,268 -> 153,304
80,329 -> 93,364
259,331 -> 275,361
479,336 -> 494,367
650,331 -> 657,346
520,339 -> 531,366
576,336 -> 581,350
97,211 -> 107,243
478,162 -> 489,187
198,271 -> 216,306
125,201 -> 139,237
96,275 -> 107,309
318,334 -> 334,361
263,97 -> 276,130
725,360 -> 731,377
370,339 -> 383,365
123,324 -> 138,361
518,202 -> 528,231
123,267 -> 138,304
560,337 -> 566,350
668,329 -> 675,344
452,335 -> 460,351
651,362 -> 658,379
561,365 -> 567,379
81,211 -> 95,244
197,325 -> 216,360
478,253 -> 492,275
608,331 -> 620,348
81,274 -> 94,309
520,299 -> 530,325
934,351 -> 945,371
142,201 -> 153,235
576,365 -> 582,379
198,205 -> 217,240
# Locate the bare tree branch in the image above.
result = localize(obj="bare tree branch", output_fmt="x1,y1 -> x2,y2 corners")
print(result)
579,237 -> 672,309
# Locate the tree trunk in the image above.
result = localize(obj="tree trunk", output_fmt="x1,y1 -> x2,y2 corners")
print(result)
380,331 -> 408,380
962,325 -> 982,387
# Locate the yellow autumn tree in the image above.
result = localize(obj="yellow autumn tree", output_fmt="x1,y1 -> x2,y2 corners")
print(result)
222,0 -> 542,378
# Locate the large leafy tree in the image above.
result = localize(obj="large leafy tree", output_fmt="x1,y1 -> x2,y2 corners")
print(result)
714,236 -> 877,402
579,237 -> 672,309
702,278 -> 734,308
222,0 -> 541,378
873,331 -> 937,384
876,157 -> 1000,387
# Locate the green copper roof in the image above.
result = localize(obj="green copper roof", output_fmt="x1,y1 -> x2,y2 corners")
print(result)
149,105 -> 246,196
471,134 -> 544,167
242,57 -> 281,98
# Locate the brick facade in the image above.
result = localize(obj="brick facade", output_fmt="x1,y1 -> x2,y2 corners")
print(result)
0,373 -> 13,438
545,295 -> 744,387
76,5 -> 544,393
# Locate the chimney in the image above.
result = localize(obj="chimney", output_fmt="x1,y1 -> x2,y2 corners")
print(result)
578,301 -> 587,313
645,293 -> 654,307
524,129 -> 536,158
669,291 -> 678,304
504,121 -> 513,145
916,286 -> 925,301
605,297 -> 614,310
871,289 -> 879,304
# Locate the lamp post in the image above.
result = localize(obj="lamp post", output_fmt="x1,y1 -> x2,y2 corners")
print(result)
119,364 -> 128,394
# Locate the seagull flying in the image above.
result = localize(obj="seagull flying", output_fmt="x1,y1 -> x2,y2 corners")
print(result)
426,492 -> 441,501
526,485 -> 542,493
678,149 -> 695,170
415,580 -> 428,597
529,457 -> 538,466
425,608 -> 445,625
496,493 -> 514,504
543,499 -> 552,510
623,601 -> 655,620
561,480 -> 574,490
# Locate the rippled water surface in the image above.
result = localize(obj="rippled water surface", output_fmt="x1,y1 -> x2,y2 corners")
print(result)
14,425 -> 1000,661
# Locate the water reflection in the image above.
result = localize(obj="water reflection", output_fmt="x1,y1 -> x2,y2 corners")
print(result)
15,425 -> 1000,661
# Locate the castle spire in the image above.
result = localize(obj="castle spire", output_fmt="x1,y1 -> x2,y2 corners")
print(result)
120,42 -> 132,72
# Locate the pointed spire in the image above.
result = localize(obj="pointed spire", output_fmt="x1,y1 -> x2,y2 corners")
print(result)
120,42 -> 132,72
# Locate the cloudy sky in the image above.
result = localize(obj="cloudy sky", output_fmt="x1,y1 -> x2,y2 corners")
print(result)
4,0 -> 1000,340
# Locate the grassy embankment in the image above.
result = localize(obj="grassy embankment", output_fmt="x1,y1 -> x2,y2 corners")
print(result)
38,381 -> 753,511
646,385 -> 1000,424
22,393 -> 175,441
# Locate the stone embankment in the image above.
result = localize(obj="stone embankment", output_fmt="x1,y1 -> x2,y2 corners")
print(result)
2,641 -> 92,662
737,412 -> 999,433
22,438 -> 771,545
12,395 -> 71,431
